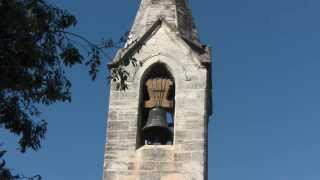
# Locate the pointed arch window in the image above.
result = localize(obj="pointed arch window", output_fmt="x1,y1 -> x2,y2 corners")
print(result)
136,63 -> 175,148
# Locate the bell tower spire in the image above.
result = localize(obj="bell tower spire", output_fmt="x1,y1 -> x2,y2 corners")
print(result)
130,0 -> 200,44
103,0 -> 212,179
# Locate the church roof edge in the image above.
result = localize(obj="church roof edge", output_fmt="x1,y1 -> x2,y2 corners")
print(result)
108,19 -> 211,69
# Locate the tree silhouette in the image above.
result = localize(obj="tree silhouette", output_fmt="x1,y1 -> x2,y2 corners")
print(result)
0,0 -> 133,179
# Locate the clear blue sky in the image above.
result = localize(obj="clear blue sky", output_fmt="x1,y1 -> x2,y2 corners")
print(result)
2,0 -> 320,179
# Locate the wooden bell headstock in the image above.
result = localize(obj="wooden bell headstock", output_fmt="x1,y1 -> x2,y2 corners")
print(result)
144,78 -> 174,108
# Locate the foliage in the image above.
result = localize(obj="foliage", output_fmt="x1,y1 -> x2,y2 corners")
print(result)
0,0 -> 133,179
0,148 -> 42,180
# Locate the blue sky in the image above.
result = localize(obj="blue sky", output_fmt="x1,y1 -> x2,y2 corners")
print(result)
2,0 -> 320,179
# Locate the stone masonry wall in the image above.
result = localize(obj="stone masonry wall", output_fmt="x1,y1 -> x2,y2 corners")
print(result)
103,23 -> 210,180
130,0 -> 199,45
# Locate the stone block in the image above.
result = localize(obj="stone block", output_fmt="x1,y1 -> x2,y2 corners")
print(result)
140,173 -> 161,180
138,147 -> 173,161
118,112 -> 138,121
105,160 -> 128,171
159,162 -> 183,172
103,171 -> 117,180
191,152 -> 204,162
108,121 -> 129,131
139,161 -> 159,171
174,153 -> 192,162
161,173 -> 188,180
175,130 -> 204,142
110,100 -> 137,107
175,112 -> 204,119
108,111 -> 118,121
119,91 -> 138,100
108,131 -> 136,141
106,141 -> 136,151
175,141 -> 205,152
175,121 -> 205,130
118,175 -> 138,180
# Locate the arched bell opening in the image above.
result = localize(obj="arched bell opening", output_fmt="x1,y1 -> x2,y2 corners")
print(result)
136,63 -> 175,149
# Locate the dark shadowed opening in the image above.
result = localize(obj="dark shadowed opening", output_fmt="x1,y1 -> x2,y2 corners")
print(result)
136,63 -> 175,149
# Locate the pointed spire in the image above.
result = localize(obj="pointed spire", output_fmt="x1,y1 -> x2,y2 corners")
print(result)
129,0 -> 200,44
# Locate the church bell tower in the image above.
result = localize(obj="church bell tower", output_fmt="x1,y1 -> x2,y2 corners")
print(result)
103,0 -> 212,179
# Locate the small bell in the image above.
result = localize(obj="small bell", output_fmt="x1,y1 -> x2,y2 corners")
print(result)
142,106 -> 172,145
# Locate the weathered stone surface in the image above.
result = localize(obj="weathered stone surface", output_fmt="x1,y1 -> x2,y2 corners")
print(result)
118,112 -> 138,121
175,141 -> 205,152
105,160 -> 128,171
139,173 -> 161,180
159,162 -> 182,172
174,153 -> 192,162
108,131 -> 136,141
175,130 -> 204,141
161,174 -> 187,180
138,147 -> 173,161
108,121 -> 129,131
108,111 -> 118,121
118,175 -> 137,180
139,161 -> 159,171
103,171 -> 117,180
130,0 -> 200,45
106,141 -> 136,151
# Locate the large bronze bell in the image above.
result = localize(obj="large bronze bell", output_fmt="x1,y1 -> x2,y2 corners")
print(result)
142,106 -> 172,145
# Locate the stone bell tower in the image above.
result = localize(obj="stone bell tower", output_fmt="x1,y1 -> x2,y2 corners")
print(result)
103,0 -> 212,179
